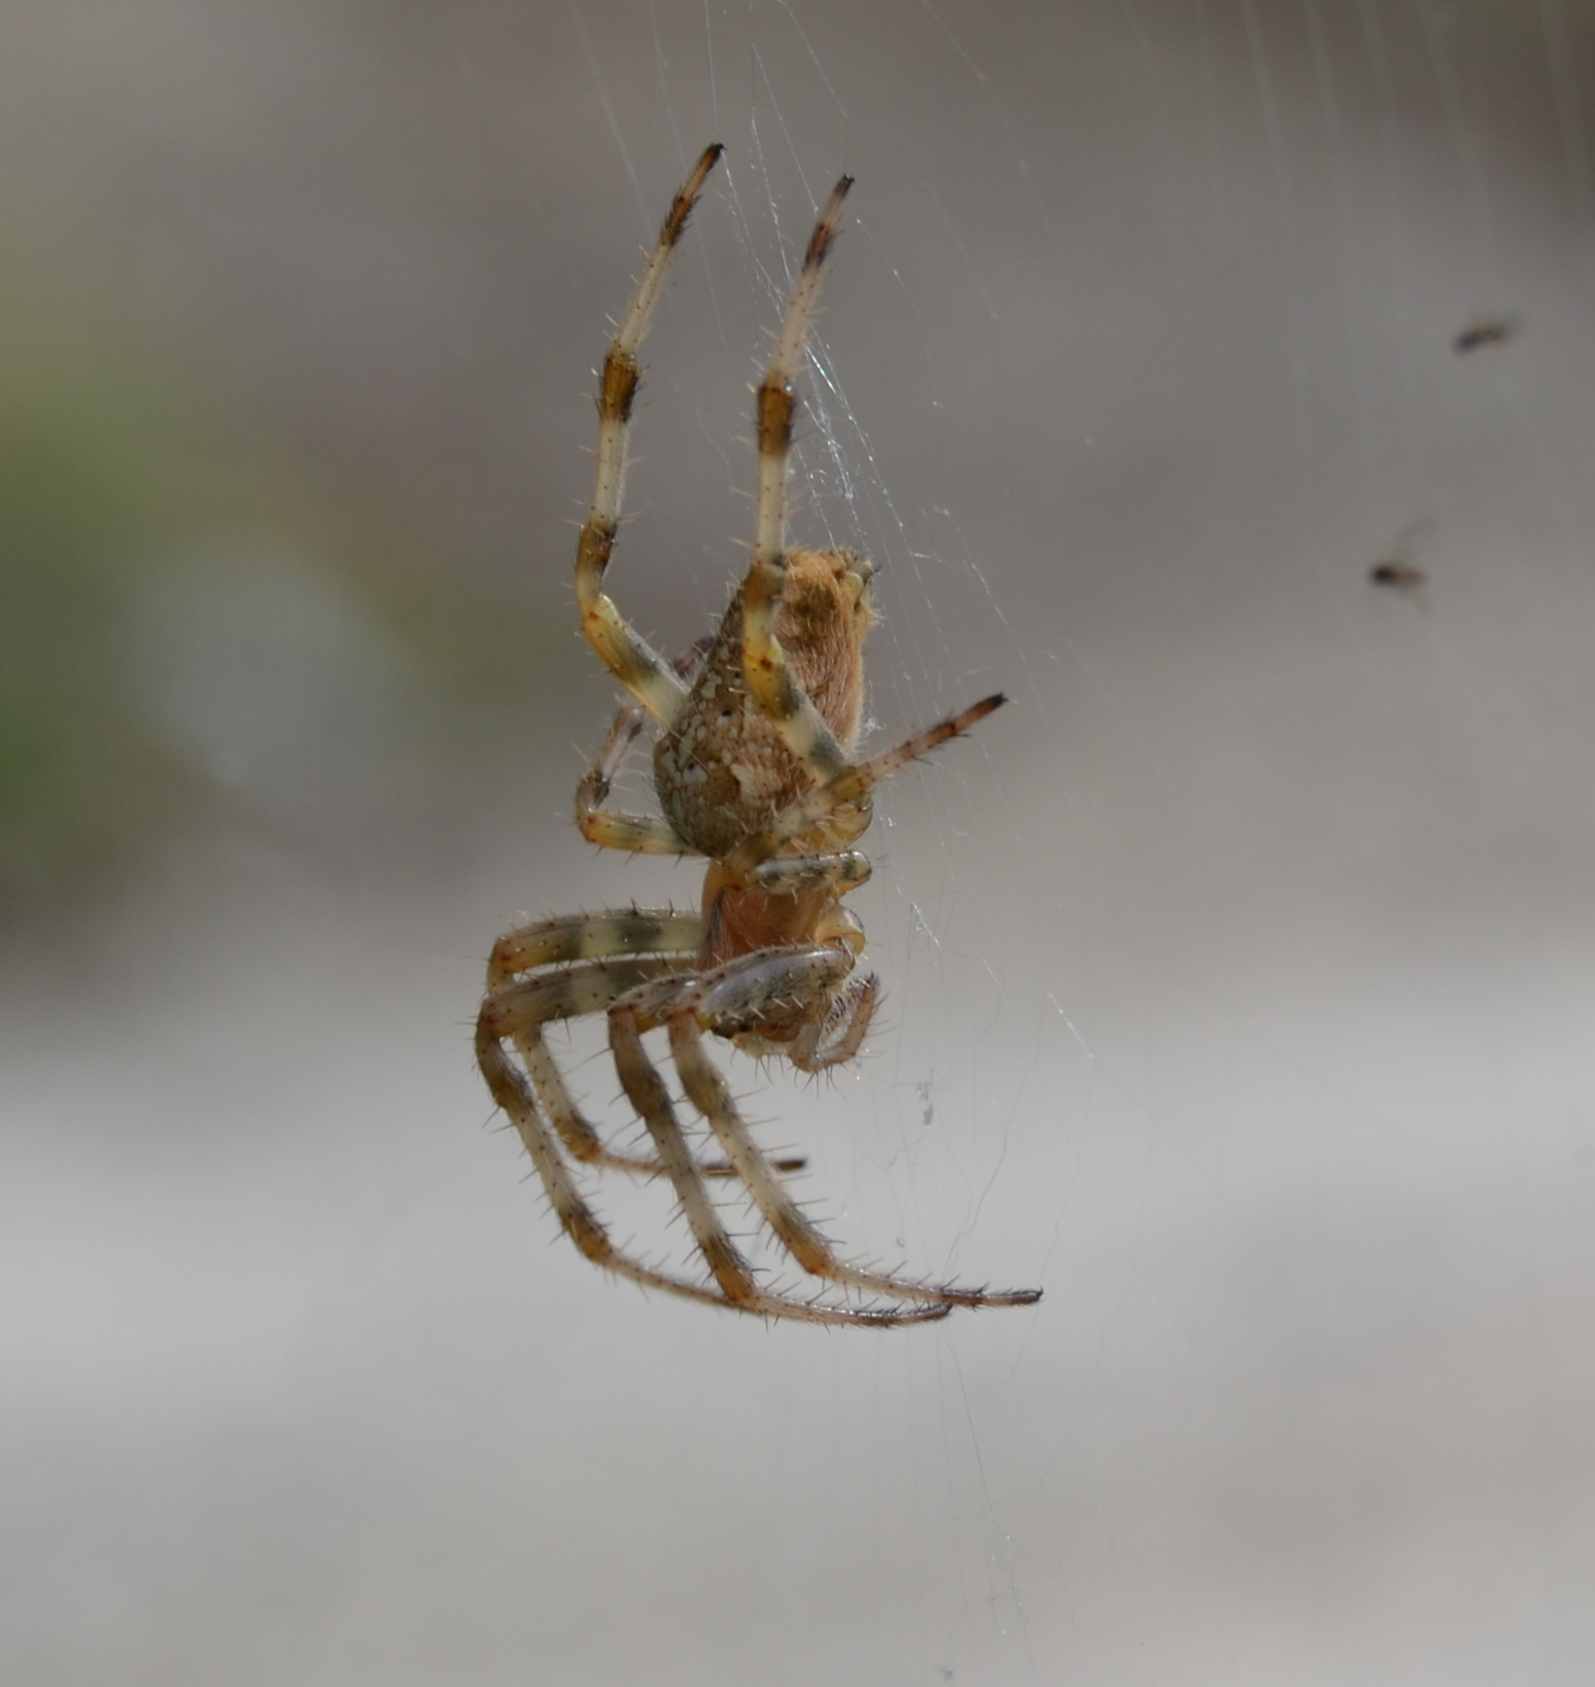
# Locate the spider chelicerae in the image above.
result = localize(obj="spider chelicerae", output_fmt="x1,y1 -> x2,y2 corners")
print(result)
475,143 -> 1041,1327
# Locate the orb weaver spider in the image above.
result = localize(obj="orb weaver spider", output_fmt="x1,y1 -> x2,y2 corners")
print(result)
475,144 -> 1041,1326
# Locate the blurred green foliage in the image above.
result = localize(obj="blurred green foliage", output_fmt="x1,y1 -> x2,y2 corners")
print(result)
0,332 -> 535,916
1,366 -> 186,899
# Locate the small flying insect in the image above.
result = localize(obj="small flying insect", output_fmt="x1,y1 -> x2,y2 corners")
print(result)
1369,521 -> 1431,592
1453,315 -> 1518,355
1369,559 -> 1427,590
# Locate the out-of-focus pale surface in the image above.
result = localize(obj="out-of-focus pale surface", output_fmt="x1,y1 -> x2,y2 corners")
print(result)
4,3 -> 1594,1683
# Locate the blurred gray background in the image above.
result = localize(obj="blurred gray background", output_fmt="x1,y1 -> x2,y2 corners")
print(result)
5,2 -> 1594,1682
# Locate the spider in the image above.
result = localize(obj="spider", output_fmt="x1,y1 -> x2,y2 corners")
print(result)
475,143 -> 1042,1327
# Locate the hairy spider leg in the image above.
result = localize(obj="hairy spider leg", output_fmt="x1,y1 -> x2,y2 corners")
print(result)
487,907 -> 702,979
726,693 -> 1007,879
478,961 -> 729,1308
480,1036 -> 768,1313
747,849 -> 871,897
788,971 -> 880,1072
576,637 -> 716,855
608,955 -> 950,1326
574,143 -> 725,728
669,992 -> 1039,1308
740,176 -> 857,782
483,921 -> 804,1179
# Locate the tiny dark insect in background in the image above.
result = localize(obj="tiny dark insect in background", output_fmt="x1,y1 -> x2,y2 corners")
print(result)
1453,315 -> 1518,355
1369,560 -> 1428,589
1369,520 -> 1432,592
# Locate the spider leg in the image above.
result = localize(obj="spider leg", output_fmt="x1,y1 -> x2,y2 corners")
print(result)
669,1004 -> 1040,1311
573,692 -> 685,854
739,177 -> 855,782
575,143 -> 724,727
789,970 -> 880,1072
726,692 -> 1006,877
617,943 -> 855,1034
573,637 -> 715,855
477,1013 -> 763,1316
747,849 -> 871,899
609,995 -> 948,1327
483,933 -> 804,1179
488,908 -> 703,982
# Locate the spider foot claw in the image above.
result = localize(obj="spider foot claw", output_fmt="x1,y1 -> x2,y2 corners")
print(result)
939,1283 -> 1044,1309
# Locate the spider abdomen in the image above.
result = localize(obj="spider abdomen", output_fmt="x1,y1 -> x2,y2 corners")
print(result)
654,549 -> 875,857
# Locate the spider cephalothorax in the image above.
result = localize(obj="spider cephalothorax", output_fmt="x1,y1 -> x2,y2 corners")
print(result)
475,145 -> 1040,1326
